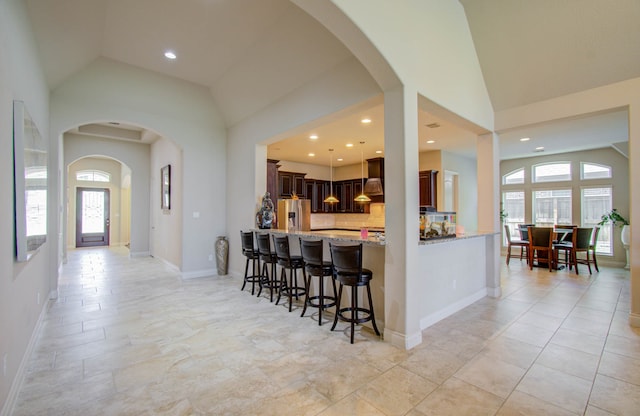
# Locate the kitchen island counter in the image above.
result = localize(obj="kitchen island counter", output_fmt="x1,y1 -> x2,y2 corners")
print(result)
252,228 -> 386,246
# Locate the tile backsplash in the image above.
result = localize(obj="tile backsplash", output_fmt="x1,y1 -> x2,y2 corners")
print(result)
311,203 -> 385,229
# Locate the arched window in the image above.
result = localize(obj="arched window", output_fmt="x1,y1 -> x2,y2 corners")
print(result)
532,162 -> 571,183
581,162 -> 612,180
76,170 -> 110,182
502,168 -> 524,185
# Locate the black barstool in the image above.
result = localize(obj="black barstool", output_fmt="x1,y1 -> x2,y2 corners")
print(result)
240,230 -> 261,295
273,235 -> 306,312
329,243 -> 380,344
299,238 -> 337,325
255,233 -> 278,302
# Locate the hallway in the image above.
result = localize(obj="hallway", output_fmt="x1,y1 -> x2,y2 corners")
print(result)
11,247 -> 639,415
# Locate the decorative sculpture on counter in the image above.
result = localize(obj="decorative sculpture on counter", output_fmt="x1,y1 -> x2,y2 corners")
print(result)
256,192 -> 275,229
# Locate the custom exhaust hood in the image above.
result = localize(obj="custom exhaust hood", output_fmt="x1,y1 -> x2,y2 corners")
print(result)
364,157 -> 384,197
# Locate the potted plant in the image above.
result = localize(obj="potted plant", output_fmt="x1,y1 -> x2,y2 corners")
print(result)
598,208 -> 629,227
598,208 -> 630,246
500,208 -> 508,224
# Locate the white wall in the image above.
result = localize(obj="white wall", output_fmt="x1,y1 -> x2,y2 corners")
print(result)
150,137 -> 183,269
51,58 -> 226,275
0,0 -> 51,412
331,0 -> 494,131
417,237 -> 488,328
442,151 -> 478,232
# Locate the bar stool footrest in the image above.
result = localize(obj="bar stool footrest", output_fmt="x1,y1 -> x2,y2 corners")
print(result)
306,295 -> 337,309
279,286 -> 306,299
336,306 -> 374,325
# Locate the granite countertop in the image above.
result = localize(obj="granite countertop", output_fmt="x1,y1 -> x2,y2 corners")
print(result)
252,228 -> 386,246
252,229 -> 497,247
418,231 -> 499,246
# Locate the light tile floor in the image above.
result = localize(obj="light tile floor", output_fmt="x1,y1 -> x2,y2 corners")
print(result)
10,247 -> 640,415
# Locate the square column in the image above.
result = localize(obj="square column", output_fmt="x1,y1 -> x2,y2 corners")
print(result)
383,85 -> 422,349
629,103 -> 640,327
477,132 -> 501,297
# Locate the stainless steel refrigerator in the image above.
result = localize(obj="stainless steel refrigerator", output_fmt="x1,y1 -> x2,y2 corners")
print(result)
277,199 -> 311,231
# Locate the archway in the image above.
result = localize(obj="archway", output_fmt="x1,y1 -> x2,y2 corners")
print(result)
67,156 -> 132,251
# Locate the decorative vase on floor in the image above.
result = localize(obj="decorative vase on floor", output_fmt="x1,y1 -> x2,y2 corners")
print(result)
621,225 -> 630,270
215,236 -> 229,275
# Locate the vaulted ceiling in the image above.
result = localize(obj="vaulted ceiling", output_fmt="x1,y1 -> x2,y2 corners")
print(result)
25,0 -> 640,163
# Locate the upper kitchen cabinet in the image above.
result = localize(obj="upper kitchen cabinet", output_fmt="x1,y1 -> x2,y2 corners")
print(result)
278,171 -> 306,198
419,170 -> 438,208
305,179 -> 329,213
267,159 -> 280,201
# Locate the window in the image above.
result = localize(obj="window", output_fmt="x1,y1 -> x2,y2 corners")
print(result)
533,189 -> 572,226
502,191 -> 525,244
503,168 -> 524,185
533,162 -> 571,183
76,170 -> 110,182
582,187 -> 613,255
581,162 -> 612,180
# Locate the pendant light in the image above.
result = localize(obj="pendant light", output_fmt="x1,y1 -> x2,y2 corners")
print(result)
354,141 -> 371,203
324,148 -> 339,203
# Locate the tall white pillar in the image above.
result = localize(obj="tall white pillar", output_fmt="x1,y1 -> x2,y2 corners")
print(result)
383,85 -> 422,349
629,102 -> 640,327
477,132 -> 501,297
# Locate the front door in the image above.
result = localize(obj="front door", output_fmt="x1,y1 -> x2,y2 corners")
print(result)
76,188 -> 110,247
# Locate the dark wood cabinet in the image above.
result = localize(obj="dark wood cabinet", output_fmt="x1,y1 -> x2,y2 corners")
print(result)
278,171 -> 306,198
266,159 -> 280,202
332,179 -> 370,213
352,180 -> 369,213
305,179 -> 328,213
419,170 -> 438,208
275,169 -> 371,214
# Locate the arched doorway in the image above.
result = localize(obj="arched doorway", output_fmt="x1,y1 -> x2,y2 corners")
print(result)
67,156 -> 132,250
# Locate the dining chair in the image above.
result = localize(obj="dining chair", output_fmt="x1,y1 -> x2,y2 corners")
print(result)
588,226 -> 601,272
504,224 -> 528,265
553,225 -> 576,270
528,226 -> 554,271
572,227 -> 595,275
518,224 -> 534,241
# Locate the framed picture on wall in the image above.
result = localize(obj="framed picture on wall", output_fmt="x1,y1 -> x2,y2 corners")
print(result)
161,164 -> 171,210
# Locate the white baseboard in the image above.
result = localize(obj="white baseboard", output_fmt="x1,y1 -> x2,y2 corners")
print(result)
129,251 -> 150,258
181,268 -> 218,279
1,299 -> 49,416
420,288 -> 488,330
384,328 -> 422,350
486,286 -> 502,298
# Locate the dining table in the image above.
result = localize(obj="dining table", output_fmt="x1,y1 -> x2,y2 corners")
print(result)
519,224 -> 575,270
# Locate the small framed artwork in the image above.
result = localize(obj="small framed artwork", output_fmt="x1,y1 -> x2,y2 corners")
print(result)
161,164 -> 171,210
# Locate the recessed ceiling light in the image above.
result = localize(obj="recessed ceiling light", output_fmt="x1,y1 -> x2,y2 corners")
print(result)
375,150 -> 383,154
520,137 -> 530,142
164,51 -> 177,60
534,146 -> 545,152
426,140 -> 435,144
361,118 -> 372,124
308,153 -> 315,157
309,134 -> 318,140
346,143 -> 354,148
337,158 -> 343,161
